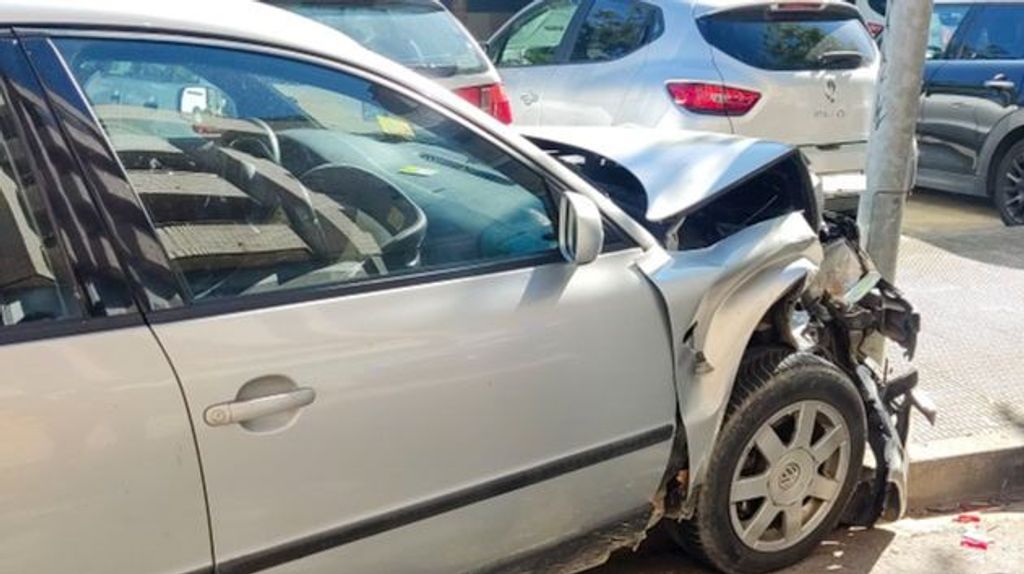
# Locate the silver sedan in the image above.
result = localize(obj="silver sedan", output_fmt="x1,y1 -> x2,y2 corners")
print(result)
0,2 -> 924,574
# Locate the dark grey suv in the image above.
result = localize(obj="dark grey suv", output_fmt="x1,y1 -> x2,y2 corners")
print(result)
917,0 -> 1024,225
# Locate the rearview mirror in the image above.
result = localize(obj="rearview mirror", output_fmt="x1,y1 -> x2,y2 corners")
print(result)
559,192 -> 604,265
179,85 -> 210,114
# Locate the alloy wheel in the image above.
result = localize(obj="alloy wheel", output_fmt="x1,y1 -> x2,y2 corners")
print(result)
729,400 -> 851,553
1001,152 -> 1024,224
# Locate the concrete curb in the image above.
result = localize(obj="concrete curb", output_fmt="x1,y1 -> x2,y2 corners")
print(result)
908,433 -> 1024,511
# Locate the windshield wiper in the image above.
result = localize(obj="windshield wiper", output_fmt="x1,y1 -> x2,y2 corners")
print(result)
409,64 -> 459,78
816,50 -> 864,69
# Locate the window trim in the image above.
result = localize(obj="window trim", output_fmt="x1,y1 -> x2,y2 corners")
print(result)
20,27 -> 588,322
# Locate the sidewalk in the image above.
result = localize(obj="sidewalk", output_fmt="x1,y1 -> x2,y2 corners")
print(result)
896,192 -> 1024,509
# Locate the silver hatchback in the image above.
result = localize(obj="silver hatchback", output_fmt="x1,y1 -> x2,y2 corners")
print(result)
489,0 -> 880,211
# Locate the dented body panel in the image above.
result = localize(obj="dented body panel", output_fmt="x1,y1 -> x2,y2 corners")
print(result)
644,213 -> 822,502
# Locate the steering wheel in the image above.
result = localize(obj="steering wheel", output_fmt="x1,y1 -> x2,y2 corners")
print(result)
223,117 -> 281,164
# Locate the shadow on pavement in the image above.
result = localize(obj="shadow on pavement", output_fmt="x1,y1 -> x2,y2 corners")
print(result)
901,189 -> 1024,271
909,228 -> 1024,271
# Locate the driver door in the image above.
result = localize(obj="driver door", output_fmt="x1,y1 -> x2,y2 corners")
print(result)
49,34 -> 678,573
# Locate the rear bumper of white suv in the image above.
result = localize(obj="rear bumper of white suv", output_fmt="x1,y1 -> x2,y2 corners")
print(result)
819,171 -> 866,214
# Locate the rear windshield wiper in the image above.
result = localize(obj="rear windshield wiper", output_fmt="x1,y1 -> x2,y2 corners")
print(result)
409,64 -> 459,78
816,50 -> 864,69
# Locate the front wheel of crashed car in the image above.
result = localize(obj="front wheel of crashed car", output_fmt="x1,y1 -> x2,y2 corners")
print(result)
666,349 -> 866,574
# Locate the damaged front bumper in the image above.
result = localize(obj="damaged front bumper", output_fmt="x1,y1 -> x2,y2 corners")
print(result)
798,214 -> 933,526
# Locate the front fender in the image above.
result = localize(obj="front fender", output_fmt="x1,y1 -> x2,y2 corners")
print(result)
641,212 -> 822,506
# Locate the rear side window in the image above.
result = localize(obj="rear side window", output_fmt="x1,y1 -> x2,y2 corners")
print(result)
569,0 -> 663,63
273,1 -> 488,77
868,0 -> 886,15
493,0 -> 583,67
699,6 -> 876,71
0,85 -> 80,327
948,5 -> 1024,60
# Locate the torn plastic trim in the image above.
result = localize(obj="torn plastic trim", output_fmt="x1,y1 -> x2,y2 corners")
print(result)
797,214 -> 927,525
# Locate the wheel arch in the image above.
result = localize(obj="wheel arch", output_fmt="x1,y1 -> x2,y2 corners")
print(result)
673,257 -> 818,514
979,112 -> 1024,197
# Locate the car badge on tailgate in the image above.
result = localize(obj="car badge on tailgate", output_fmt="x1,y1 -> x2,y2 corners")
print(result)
824,78 -> 838,104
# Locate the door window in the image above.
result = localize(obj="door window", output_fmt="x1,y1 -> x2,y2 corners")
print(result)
493,0 -> 583,67
568,0 -> 663,63
928,4 -> 971,59
55,38 -> 558,304
949,5 -> 1024,60
0,84 -> 80,327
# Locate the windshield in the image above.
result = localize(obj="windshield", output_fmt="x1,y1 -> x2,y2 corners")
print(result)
275,1 -> 488,77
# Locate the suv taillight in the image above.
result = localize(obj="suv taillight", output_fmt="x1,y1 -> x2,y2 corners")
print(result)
866,22 -> 885,38
454,83 -> 514,124
667,82 -> 761,116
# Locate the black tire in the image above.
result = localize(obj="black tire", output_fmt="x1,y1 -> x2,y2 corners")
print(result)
666,349 -> 866,574
993,138 -> 1024,226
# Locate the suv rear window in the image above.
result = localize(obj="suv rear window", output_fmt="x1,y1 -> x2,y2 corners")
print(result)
273,1 -> 488,77
699,6 -> 875,71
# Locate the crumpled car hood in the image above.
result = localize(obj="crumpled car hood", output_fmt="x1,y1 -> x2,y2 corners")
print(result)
520,126 -> 794,222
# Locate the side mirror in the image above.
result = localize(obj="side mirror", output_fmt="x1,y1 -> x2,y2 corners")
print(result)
559,192 -> 604,265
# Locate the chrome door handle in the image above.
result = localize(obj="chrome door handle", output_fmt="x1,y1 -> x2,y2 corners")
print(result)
985,79 -> 1016,91
204,388 -> 316,427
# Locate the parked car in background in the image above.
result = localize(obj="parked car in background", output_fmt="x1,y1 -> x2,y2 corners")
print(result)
488,0 -> 880,212
847,0 -> 886,38
1,2 -> 925,574
267,0 -> 513,123
917,0 -> 1024,225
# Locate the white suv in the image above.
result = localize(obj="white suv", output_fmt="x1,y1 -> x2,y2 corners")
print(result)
489,0 -> 880,211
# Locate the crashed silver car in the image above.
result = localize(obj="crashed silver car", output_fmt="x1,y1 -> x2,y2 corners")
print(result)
524,126 -> 931,572
1,4 -> 926,574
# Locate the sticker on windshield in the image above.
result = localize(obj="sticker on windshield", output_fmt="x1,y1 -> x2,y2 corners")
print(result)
377,115 -> 415,139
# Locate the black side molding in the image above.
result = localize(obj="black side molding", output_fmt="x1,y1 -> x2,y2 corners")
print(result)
218,424 -> 675,574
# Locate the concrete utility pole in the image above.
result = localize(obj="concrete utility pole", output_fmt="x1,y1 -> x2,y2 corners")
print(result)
859,0 -> 934,282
